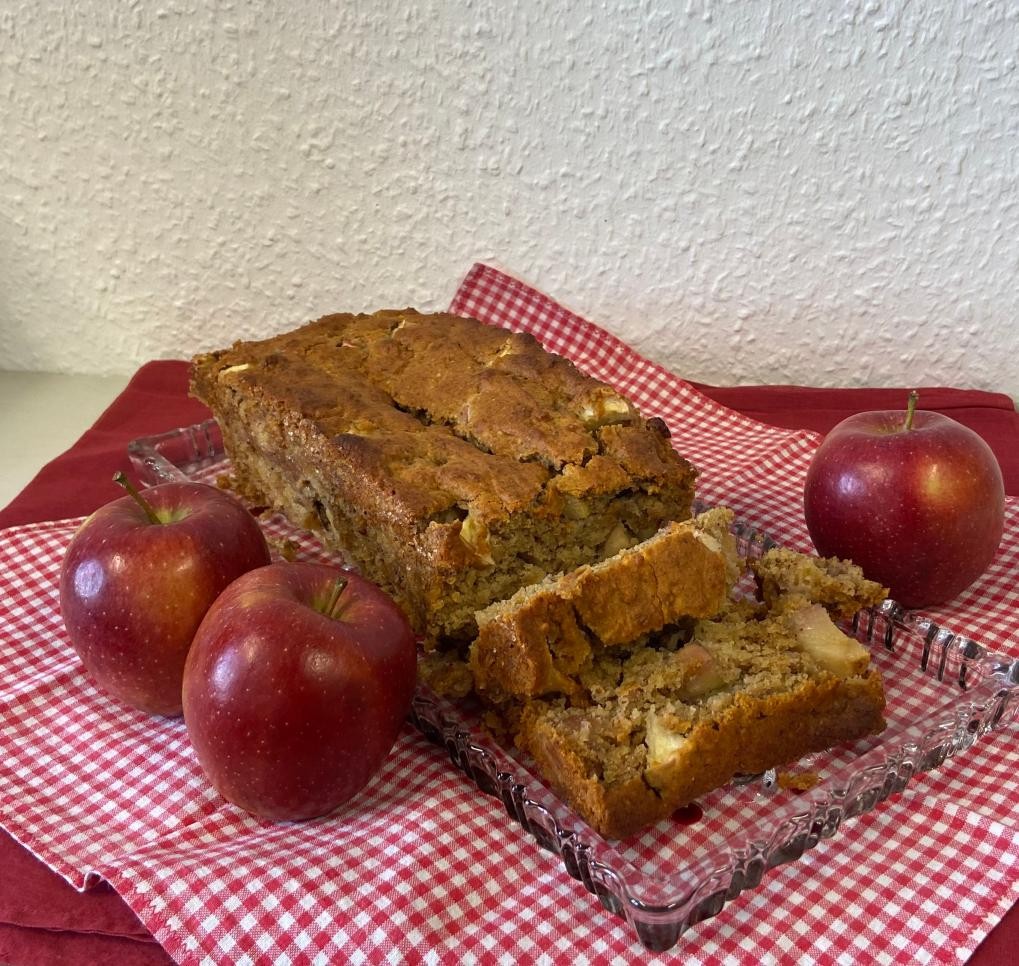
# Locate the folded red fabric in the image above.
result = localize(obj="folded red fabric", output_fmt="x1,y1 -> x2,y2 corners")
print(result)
0,926 -> 174,966
0,831 -> 172,966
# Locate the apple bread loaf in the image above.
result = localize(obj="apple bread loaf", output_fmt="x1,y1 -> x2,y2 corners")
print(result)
190,309 -> 697,645
476,537 -> 887,840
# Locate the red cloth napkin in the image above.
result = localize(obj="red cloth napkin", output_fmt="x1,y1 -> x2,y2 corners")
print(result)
1,265 -> 1017,965
0,830 -> 173,966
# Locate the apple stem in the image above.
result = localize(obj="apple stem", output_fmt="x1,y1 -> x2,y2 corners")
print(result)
113,471 -> 161,525
324,576 -> 349,619
904,391 -> 919,432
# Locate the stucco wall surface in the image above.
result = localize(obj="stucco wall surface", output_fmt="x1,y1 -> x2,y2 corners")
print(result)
1,1 -> 1017,400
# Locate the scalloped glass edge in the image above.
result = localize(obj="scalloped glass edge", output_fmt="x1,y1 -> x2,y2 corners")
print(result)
129,418 -> 1019,952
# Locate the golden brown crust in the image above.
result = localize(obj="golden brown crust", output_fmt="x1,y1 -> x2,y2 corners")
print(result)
569,510 -> 736,646
191,309 -> 697,644
471,586 -> 593,704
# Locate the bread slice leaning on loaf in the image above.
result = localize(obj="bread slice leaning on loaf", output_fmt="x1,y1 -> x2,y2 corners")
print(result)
470,507 -> 741,704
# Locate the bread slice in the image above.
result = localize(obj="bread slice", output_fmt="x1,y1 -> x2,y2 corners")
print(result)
469,507 -> 741,703
515,599 -> 886,839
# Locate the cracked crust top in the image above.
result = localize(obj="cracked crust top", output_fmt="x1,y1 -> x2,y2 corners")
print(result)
191,309 -> 694,533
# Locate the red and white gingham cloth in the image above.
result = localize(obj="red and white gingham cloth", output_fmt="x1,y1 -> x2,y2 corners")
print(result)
1,263 -> 1017,965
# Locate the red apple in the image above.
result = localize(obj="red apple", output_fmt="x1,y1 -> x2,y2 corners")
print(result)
182,561 -> 418,822
59,474 -> 271,715
803,393 -> 1005,608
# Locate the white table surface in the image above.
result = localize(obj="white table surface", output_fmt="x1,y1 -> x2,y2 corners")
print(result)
0,371 -> 132,512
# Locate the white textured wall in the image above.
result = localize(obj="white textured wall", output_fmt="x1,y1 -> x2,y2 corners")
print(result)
2,1 -> 1018,400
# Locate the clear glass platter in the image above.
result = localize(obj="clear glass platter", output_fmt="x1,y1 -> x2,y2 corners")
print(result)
128,419 -> 1019,952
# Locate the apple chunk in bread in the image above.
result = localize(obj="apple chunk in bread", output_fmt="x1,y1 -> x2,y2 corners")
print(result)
644,710 -> 691,770
787,604 -> 871,678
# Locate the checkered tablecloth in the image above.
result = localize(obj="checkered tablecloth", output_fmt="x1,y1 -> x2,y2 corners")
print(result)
1,264 -> 1017,965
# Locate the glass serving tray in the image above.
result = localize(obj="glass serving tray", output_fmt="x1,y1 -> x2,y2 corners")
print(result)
128,419 -> 1019,952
